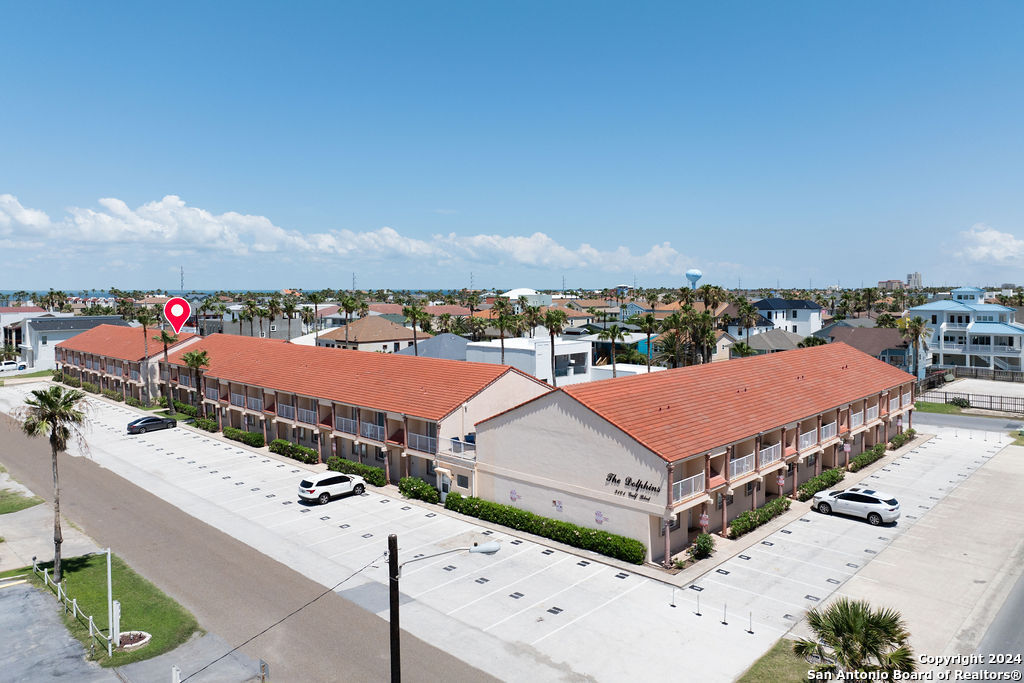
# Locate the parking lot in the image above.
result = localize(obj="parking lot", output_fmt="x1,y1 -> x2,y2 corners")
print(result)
0,382 -> 1012,681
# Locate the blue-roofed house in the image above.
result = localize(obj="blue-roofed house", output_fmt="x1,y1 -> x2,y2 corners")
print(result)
908,289 -> 1023,372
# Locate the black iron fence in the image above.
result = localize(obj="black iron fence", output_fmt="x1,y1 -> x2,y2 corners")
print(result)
949,366 -> 1024,383
921,391 -> 1024,414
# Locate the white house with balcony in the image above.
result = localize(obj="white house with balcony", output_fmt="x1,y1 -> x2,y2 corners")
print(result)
909,288 -> 1023,371
753,298 -> 824,337
499,288 -> 553,312
466,336 -> 593,385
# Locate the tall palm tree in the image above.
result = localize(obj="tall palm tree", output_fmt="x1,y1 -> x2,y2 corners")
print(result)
153,329 -> 179,410
677,286 -> 695,308
689,311 -> 717,364
492,299 -> 516,365
737,300 -> 759,344
339,294 -> 361,343
243,299 -> 259,336
256,307 -> 270,338
306,291 -> 327,341
282,299 -> 299,340
299,308 -> 315,334
181,349 -> 211,417
793,598 -> 916,676
628,312 -> 659,372
543,309 -> 568,386
196,298 -> 214,336
522,306 -> 544,338
19,385 -> 87,583
436,313 -> 453,334
697,284 -> 725,315
467,316 -> 487,342
266,297 -> 283,336
134,307 -> 157,402
653,329 -> 685,368
402,303 -> 424,356
597,323 -> 627,378
898,316 -> 929,379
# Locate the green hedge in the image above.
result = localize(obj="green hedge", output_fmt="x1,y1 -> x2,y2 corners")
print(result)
173,400 -> 198,418
269,438 -> 320,465
728,496 -> 792,538
125,396 -> 146,408
949,397 -> 970,408
848,444 -> 887,472
398,477 -> 440,504
888,428 -> 917,450
797,467 -> 846,502
444,492 -> 647,564
326,456 -> 387,487
193,417 -> 219,432
52,371 -> 64,383
222,426 -> 265,448
158,396 -> 168,408
62,376 -> 81,388
81,381 -> 99,393
101,389 -> 125,402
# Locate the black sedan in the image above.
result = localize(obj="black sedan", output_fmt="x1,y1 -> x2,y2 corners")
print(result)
127,416 -> 176,435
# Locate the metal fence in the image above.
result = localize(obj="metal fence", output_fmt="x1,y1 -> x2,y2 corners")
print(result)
921,391 -> 1024,414
949,366 -> 1024,383
33,557 -> 117,656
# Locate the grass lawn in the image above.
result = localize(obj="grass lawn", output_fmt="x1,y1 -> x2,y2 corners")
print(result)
155,410 -> 193,421
913,401 -> 962,414
737,638 -> 810,682
1012,432 -> 1024,447
7,553 -> 199,666
0,487 -> 43,514
19,369 -> 55,378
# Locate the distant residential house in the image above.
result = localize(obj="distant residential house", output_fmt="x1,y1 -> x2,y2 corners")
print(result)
1,306 -> 50,348
15,315 -> 129,370
466,336 -> 592,385
812,317 -> 877,340
317,316 -> 431,353
825,327 -> 919,374
719,303 -> 773,339
738,328 -> 804,356
753,298 -> 824,337
499,288 -> 552,311
396,333 -> 471,361
207,304 -> 341,340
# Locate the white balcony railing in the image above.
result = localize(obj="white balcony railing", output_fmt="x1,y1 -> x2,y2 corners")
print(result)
821,421 -> 837,441
334,416 -> 357,434
902,392 -> 912,406
298,407 -> 317,424
850,411 -> 864,429
277,404 -> 295,420
178,374 -> 191,387
247,396 -> 263,412
866,405 -> 879,421
439,438 -> 477,458
230,392 -> 245,407
729,453 -> 755,478
798,429 -> 818,451
944,322 -> 968,328
889,397 -> 899,412
672,472 -> 705,503
360,422 -> 385,441
408,432 -> 437,454
759,442 -> 782,467
205,386 -> 219,400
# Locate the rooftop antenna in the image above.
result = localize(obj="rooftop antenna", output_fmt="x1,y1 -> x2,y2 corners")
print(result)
180,266 -> 184,294
470,272 -> 474,291
562,275 -> 566,296
352,272 -> 356,292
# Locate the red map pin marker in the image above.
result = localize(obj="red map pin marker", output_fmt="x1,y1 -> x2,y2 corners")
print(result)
163,297 -> 192,334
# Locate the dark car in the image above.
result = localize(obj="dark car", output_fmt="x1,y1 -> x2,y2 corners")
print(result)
127,416 -> 176,434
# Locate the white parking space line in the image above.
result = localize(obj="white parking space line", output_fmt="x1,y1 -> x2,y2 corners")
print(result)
530,580 -> 647,646
446,556 -> 575,616
695,575 -> 810,611
482,565 -> 603,633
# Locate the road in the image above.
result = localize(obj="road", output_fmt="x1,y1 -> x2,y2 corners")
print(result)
0,413 -> 493,683
971,570 -> 1024,674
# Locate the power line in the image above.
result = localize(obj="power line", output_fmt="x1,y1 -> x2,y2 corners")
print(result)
182,551 -> 386,681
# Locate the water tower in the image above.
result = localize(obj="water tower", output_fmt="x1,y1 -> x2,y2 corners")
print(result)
685,268 -> 703,290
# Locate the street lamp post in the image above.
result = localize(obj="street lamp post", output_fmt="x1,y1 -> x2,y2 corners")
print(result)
388,533 -> 500,683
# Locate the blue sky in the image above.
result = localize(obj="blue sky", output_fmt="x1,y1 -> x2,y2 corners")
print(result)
2,2 -> 1023,292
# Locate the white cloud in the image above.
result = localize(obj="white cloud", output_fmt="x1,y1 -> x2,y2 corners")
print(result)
0,193 -> 699,277
960,223 -> 1024,264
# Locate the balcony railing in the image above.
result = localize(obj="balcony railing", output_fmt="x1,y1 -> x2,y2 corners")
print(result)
850,411 -> 864,428
247,396 -> 263,412
758,442 -> 782,467
179,374 -> 191,387
798,429 -> 818,451
298,407 -> 317,424
360,422 -> 385,441
408,432 -> 437,454
889,397 -> 899,412
334,415 -> 357,434
277,404 -> 295,420
130,370 -> 139,381
944,322 -> 968,328
866,405 -> 879,421
729,453 -> 755,478
821,421 -> 837,441
902,391 -> 912,406
230,392 -> 245,407
672,472 -> 705,503
439,438 -> 477,458
205,387 -> 219,400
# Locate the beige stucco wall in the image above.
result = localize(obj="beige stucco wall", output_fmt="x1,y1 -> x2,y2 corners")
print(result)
437,370 -> 550,442
476,391 -> 670,561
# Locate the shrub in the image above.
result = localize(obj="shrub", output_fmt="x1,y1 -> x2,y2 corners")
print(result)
326,456 -> 387,487
222,426 -> 265,448
173,400 -> 198,418
797,467 -> 846,502
268,438 -> 320,465
157,396 -> 168,408
949,397 -> 970,408
101,389 -> 125,402
444,493 -> 647,564
193,417 -> 219,432
81,381 -> 99,393
125,396 -> 144,408
848,443 -> 887,472
52,371 -> 64,383
888,428 -> 917,450
398,477 -> 440,504
63,376 -> 81,388
688,532 -> 716,561
729,496 -> 792,538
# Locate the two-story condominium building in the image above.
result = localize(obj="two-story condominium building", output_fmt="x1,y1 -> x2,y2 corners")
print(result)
164,334 -> 551,497
475,343 -> 915,565
753,298 -> 824,337
909,287 -> 1023,372
55,324 -> 199,402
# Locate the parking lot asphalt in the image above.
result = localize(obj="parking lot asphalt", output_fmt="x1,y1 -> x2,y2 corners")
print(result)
0,383 -> 1013,682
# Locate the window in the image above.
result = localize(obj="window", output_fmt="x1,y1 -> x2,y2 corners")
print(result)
715,492 -> 734,509
786,463 -> 795,475
457,474 -> 469,488
260,332 -> 266,338
375,450 -> 386,462
42,335 -> 48,345
427,460 -> 436,476
790,310 -> 797,319
270,325 -> 277,332
660,513 -> 681,534
931,315 -> 937,324
745,480 -> 761,495
393,342 -> 400,352
792,325 -> 797,333
807,453 -> 817,466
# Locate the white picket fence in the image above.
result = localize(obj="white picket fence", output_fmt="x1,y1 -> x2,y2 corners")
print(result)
33,556 -> 118,656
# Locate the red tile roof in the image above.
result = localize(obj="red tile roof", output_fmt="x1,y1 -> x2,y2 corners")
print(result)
0,306 -> 45,314
166,334 -> 547,421
492,343 -> 913,463
369,304 -> 471,316
55,324 -> 197,361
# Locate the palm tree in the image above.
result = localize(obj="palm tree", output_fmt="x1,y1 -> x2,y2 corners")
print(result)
876,313 -> 898,329
677,286 -> 695,308
543,309 -> 568,386
793,598 -> 916,676
256,307 -> 270,338
689,311 -> 717,364
898,316 -> 929,379
134,307 -> 157,402
153,329 -> 179,410
436,313 -> 453,334
628,313 -> 659,372
731,341 -> 757,358
467,316 -> 487,342
237,310 -> 250,336
196,298 -> 214,336
653,329 -> 685,368
597,323 -> 627,378
266,297 -> 283,336
339,294 -> 360,343
307,291 -> 327,341
181,349 -> 211,417
798,335 -> 827,348
282,299 -> 299,340
697,284 -> 725,314
243,299 -> 259,336
19,385 -> 87,583
522,306 -> 544,338
737,300 -> 759,343
402,303 -> 424,356
300,308 -> 315,334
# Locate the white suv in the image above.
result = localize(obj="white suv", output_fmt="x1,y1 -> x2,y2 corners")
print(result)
0,361 -> 27,372
813,486 -> 900,525
298,472 -> 366,505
